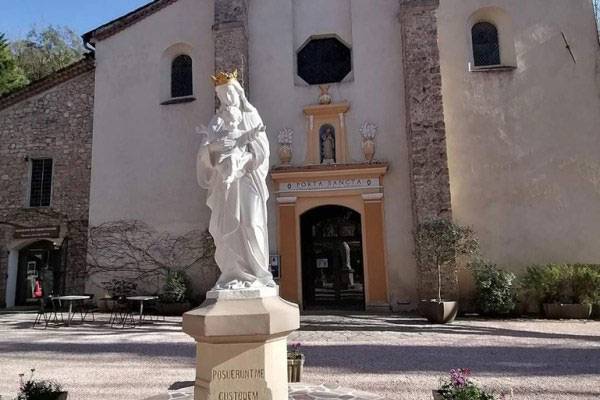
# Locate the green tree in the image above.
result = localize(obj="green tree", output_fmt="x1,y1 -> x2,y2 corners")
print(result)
415,218 -> 479,302
11,25 -> 84,82
0,33 -> 28,95
594,0 -> 600,44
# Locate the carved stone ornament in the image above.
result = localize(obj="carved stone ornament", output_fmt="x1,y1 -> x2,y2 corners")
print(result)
277,128 -> 293,166
318,85 -> 332,105
360,121 -> 378,163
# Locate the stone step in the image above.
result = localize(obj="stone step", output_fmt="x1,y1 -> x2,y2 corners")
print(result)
144,383 -> 383,400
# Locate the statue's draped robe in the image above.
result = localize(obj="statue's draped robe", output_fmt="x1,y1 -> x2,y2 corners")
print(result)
197,106 -> 274,289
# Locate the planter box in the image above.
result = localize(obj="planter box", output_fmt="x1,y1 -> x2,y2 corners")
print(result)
432,390 -> 443,400
287,355 -> 305,383
543,303 -> 592,319
591,304 -> 600,320
418,301 -> 458,324
56,392 -> 68,400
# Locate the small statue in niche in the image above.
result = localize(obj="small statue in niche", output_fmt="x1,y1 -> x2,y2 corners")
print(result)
320,124 -> 336,164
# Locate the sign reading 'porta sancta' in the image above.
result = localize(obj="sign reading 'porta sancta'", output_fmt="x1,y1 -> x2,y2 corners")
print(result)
279,177 -> 380,193
14,226 -> 60,239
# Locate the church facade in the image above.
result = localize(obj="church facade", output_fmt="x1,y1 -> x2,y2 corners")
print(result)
1,0 -> 599,311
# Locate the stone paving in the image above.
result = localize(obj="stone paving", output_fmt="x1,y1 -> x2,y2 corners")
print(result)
1,313 -> 599,399
145,383 -> 382,400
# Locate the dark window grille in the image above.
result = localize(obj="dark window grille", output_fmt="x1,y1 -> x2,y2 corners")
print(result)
472,22 -> 501,66
30,159 -> 53,207
171,55 -> 193,98
297,37 -> 352,85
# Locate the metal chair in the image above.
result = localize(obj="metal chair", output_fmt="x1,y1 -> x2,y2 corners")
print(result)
32,296 -> 63,329
141,298 -> 165,322
81,293 -> 100,322
109,295 -> 136,328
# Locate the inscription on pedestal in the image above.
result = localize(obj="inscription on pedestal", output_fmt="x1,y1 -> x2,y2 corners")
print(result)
211,368 -> 270,400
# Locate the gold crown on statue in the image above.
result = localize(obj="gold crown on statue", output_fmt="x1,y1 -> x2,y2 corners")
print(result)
211,69 -> 239,86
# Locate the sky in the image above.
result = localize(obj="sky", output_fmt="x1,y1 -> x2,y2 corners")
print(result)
0,0 -> 153,41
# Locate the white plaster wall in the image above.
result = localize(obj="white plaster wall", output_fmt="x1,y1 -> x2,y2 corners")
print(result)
439,0 -> 600,270
249,0 -> 417,307
90,0 -> 215,234
293,0 -> 352,48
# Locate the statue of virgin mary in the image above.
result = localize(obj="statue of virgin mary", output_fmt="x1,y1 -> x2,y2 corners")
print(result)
196,71 -> 275,290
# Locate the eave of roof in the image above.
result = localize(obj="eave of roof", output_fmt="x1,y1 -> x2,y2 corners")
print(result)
82,0 -> 179,44
0,55 -> 95,112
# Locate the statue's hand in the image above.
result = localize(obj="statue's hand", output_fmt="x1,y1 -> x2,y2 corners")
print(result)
219,137 -> 237,150
208,137 -> 236,155
248,124 -> 266,142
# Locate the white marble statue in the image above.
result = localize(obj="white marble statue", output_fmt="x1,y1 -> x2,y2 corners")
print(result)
196,70 -> 275,290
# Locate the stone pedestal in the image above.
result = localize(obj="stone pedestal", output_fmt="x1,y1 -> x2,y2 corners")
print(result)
183,287 -> 300,400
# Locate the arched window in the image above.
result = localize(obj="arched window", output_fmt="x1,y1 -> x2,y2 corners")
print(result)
472,22 -> 501,67
171,55 -> 193,98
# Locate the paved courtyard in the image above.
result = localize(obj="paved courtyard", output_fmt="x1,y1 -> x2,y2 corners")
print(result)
0,313 -> 598,399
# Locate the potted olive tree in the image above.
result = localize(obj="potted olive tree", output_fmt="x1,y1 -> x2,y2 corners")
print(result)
415,218 -> 479,324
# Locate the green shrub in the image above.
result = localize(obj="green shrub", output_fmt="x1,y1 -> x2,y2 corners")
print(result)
521,264 -> 600,304
471,260 -> 516,316
159,270 -> 191,303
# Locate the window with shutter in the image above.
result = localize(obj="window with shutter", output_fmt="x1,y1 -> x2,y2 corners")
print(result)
29,159 -> 53,207
171,55 -> 193,98
472,22 -> 501,67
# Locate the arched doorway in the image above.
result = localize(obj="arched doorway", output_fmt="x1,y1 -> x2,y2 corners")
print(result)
300,205 -> 365,310
15,241 -> 63,306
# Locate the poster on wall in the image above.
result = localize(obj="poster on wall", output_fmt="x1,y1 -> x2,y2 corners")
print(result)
269,255 -> 280,280
26,262 -> 38,278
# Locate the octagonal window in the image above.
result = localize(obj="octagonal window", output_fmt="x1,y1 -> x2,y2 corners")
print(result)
297,37 -> 352,85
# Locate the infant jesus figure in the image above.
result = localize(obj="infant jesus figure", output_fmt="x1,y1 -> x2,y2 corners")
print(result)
201,105 -> 263,186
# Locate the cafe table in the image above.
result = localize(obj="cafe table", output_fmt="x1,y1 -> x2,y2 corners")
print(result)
54,295 -> 90,326
126,296 -> 159,323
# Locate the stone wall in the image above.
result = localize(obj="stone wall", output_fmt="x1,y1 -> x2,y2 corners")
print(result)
0,67 -> 95,306
214,0 -> 249,94
398,0 -> 455,300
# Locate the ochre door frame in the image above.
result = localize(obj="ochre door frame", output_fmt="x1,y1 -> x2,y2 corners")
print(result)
274,180 -> 389,310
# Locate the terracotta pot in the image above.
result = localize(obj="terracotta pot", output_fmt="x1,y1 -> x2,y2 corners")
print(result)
418,300 -> 458,324
287,355 -> 305,383
278,144 -> 292,165
432,390 -> 443,400
362,139 -> 375,163
543,303 -> 592,319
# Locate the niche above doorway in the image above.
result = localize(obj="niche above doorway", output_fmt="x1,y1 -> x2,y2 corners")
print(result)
303,101 -> 350,165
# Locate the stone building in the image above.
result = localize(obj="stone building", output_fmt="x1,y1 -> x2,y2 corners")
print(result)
0,57 -> 95,307
2,0 -> 600,311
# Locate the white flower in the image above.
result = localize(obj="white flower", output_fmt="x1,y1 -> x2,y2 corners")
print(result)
360,121 -> 377,140
278,128 -> 294,145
